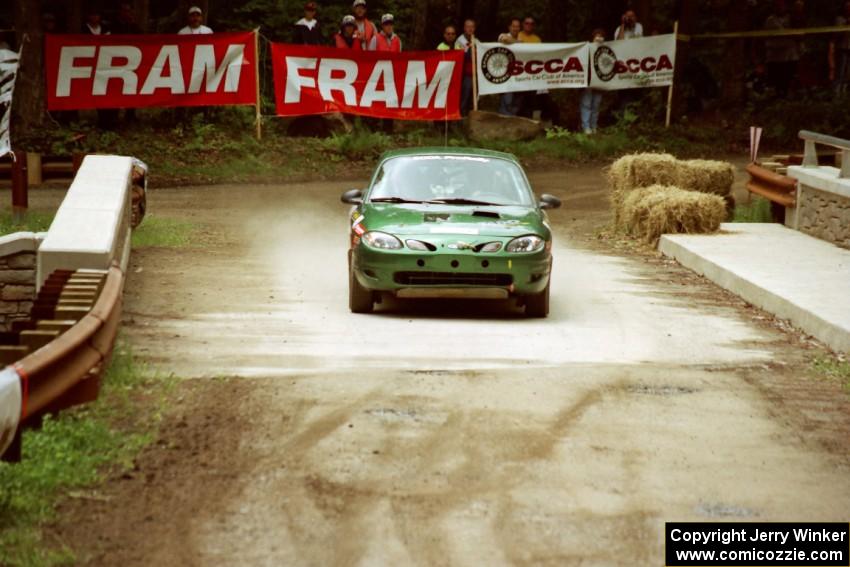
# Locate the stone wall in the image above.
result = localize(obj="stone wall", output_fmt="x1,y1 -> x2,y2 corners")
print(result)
796,186 -> 850,249
0,233 -> 43,332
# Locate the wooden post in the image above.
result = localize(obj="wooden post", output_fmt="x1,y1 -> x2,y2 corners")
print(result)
26,152 -> 42,185
665,21 -> 678,128
471,36 -> 479,112
11,151 -> 29,219
254,29 -> 262,140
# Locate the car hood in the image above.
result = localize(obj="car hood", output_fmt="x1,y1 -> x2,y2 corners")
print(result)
360,203 -> 550,238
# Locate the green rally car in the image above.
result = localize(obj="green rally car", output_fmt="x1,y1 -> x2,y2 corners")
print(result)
341,147 -> 561,317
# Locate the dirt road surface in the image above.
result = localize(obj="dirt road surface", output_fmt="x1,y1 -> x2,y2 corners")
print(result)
52,166 -> 850,566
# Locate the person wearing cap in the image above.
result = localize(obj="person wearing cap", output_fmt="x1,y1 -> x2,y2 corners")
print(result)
352,0 -> 377,50
369,14 -> 402,52
294,2 -> 324,45
334,15 -> 362,49
179,6 -> 213,35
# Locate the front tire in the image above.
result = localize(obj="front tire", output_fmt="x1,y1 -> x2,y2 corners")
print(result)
525,280 -> 550,318
349,266 -> 374,313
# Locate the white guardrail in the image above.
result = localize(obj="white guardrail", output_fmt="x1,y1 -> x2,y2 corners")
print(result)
0,155 -> 134,457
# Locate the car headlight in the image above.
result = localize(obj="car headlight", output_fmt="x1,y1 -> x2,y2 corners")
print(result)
506,235 -> 545,253
363,231 -> 402,250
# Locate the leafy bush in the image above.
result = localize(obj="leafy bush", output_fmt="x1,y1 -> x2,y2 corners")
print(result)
320,128 -> 394,161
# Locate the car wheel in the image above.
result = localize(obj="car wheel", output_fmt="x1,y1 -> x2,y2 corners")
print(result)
525,280 -> 550,318
349,266 -> 374,313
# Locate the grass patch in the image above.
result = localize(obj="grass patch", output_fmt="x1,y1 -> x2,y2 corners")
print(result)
16,111 -> 725,187
733,197 -> 774,223
811,355 -> 850,392
0,345 -> 173,567
131,215 -> 196,248
0,211 -> 55,236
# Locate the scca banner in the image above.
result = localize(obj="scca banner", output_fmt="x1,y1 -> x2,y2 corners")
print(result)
589,34 -> 676,90
475,42 -> 589,95
45,32 -> 257,110
271,44 -> 463,120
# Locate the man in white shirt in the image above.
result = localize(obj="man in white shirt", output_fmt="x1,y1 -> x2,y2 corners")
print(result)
614,10 -> 643,40
179,6 -> 213,35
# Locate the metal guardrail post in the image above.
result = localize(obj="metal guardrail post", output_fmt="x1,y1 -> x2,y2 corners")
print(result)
802,140 -> 818,168
798,130 -> 850,178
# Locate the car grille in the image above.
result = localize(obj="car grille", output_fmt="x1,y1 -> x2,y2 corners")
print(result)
393,271 -> 513,286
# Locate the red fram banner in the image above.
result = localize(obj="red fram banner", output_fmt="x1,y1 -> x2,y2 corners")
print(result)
270,44 -> 464,120
45,31 -> 258,110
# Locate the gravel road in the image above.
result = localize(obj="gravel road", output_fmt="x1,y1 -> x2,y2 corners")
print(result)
52,166 -> 850,566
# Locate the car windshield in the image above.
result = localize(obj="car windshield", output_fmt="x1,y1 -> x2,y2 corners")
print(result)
368,155 -> 534,206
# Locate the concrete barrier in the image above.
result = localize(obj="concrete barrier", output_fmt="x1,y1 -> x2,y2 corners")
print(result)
659,223 -> 850,354
37,155 -> 133,290
0,232 -> 45,331
787,165 -> 850,249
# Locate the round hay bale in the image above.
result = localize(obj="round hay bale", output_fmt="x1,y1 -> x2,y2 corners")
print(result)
620,185 -> 726,243
675,159 -> 735,196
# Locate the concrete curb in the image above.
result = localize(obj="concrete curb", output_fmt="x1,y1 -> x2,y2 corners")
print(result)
659,224 -> 850,354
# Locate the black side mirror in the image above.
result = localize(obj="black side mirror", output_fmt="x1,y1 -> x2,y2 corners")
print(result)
341,189 -> 363,204
538,194 -> 561,210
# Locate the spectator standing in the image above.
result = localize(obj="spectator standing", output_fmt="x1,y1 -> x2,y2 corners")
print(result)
613,10 -> 643,114
830,1 -> 850,95
614,10 -> 643,40
352,0 -> 377,50
763,0 -> 798,98
437,24 -> 460,50
370,13 -> 402,51
455,19 -> 479,116
497,19 -> 522,115
334,15 -> 362,49
518,17 -> 541,43
82,7 -> 110,35
294,2 -> 324,45
179,6 -> 213,35
581,29 -> 607,134
498,18 -> 521,44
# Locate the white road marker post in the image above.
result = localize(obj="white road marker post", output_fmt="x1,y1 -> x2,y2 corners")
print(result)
665,21 -> 679,129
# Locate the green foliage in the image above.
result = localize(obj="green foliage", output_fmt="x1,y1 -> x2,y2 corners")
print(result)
732,197 -> 773,223
0,346 -> 166,567
131,215 -> 197,248
0,212 -> 55,236
320,128 -> 394,161
812,356 -> 850,392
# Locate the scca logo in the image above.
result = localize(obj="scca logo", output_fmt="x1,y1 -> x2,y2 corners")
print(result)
481,46 -> 584,84
593,44 -> 673,81
508,57 -> 583,76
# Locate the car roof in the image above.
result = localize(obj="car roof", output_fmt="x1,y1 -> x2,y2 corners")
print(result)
378,146 -> 520,163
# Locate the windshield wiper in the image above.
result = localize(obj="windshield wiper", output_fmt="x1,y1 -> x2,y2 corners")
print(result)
425,198 -> 503,206
370,197 -> 424,203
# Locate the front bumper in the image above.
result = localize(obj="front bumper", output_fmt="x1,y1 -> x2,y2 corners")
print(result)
351,242 -> 552,296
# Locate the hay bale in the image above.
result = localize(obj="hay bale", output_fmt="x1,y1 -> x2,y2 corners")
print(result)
620,185 -> 726,243
608,153 -> 678,222
675,159 -> 735,196
607,152 -> 678,193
